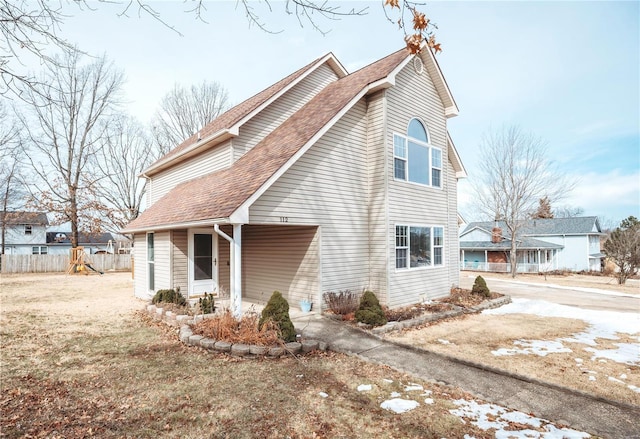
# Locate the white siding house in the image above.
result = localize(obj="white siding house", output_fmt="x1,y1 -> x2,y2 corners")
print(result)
0,212 -> 49,255
122,46 -> 467,313
459,217 -> 605,273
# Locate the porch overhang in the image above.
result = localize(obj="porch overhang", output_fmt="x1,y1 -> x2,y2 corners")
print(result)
120,217 -> 231,234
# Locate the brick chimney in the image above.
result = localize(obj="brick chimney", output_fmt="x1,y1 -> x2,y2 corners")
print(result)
491,227 -> 503,243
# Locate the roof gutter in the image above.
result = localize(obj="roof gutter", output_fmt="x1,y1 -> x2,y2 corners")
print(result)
120,217 -> 230,234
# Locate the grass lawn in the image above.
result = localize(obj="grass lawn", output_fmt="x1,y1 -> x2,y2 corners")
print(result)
1,273 -> 490,438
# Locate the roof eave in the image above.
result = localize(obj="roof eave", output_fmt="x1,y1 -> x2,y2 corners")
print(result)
121,217 -> 231,234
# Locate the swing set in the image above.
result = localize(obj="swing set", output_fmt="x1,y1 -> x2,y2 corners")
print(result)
67,246 -> 103,275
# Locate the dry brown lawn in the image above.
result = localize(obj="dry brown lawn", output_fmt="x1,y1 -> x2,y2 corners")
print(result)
0,272 -> 499,438
387,313 -> 640,406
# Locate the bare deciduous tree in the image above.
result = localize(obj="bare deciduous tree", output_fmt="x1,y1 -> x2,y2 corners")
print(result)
0,99 -> 25,255
92,115 -> 154,236
473,125 -> 574,277
603,216 -> 640,285
554,205 -> 585,218
151,80 -> 231,156
18,50 -> 124,248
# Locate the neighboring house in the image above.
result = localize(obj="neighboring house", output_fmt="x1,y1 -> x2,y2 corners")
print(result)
122,46 -> 467,314
45,232 -> 114,255
0,211 -> 49,255
459,217 -> 605,273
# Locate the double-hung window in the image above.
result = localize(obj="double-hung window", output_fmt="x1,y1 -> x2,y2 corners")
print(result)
32,246 -> 47,255
393,118 -> 442,188
395,225 -> 445,269
24,225 -> 32,235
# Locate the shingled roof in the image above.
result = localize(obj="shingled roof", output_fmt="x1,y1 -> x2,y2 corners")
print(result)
461,217 -> 602,238
145,54 -> 346,176
0,211 -> 49,226
123,48 -> 411,233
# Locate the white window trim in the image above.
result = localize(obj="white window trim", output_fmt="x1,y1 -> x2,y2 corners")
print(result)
392,132 -> 443,189
24,224 -> 32,235
394,224 -> 445,271
32,246 -> 47,254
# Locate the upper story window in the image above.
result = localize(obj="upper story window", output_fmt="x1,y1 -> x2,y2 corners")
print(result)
393,118 -> 442,188
24,225 -> 32,235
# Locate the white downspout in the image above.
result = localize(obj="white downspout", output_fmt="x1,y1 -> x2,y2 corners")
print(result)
214,224 -> 243,318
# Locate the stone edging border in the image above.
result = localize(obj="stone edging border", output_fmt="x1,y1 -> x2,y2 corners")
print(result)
144,304 -> 328,359
369,295 -> 512,335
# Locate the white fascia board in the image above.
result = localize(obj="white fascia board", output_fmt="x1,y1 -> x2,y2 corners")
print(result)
421,44 -> 459,118
120,218 -> 229,234
447,132 -> 468,178
233,87 -> 372,219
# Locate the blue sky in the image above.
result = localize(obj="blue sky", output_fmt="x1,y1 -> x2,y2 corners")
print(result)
52,1 -> 639,226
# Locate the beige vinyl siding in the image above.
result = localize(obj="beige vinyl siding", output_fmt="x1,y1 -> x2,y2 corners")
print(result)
233,64 -> 339,161
171,229 -> 188,293
133,233 -> 148,299
250,100 -> 370,300
385,59 -> 452,308
366,91 -> 389,302
149,141 -> 232,204
242,225 -> 319,308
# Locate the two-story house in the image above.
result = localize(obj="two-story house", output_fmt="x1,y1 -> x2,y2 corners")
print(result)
0,211 -> 49,255
122,46 -> 467,314
459,217 -> 605,273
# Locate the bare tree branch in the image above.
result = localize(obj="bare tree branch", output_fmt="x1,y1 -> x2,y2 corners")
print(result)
91,114 -> 154,236
472,125 -> 576,277
151,80 -> 231,156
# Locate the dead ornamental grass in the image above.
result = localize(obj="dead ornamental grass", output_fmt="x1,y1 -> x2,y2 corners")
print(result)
1,273 -> 495,438
387,313 -> 640,406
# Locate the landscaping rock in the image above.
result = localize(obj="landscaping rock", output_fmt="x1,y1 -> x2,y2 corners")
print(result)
284,342 -> 302,355
231,344 -> 250,357
188,334 -> 204,347
176,315 -> 191,324
249,345 -> 268,355
214,341 -> 232,352
200,338 -> 216,350
268,347 -> 284,358
179,330 -> 193,344
301,340 -> 319,353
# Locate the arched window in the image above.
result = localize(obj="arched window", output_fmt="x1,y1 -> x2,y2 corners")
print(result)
393,118 -> 442,187
407,118 -> 429,143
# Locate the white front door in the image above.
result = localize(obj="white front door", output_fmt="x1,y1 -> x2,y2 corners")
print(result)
188,229 -> 218,298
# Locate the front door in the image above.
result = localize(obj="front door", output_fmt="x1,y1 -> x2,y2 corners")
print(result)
188,229 -> 218,298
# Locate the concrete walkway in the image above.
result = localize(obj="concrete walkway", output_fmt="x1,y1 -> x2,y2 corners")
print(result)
292,313 -> 640,439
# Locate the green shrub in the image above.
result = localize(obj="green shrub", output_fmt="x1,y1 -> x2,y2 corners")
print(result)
259,291 -> 296,343
355,290 -> 387,327
152,288 -> 187,306
471,276 -> 491,298
198,292 -> 216,314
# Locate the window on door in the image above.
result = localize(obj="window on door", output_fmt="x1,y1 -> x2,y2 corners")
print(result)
193,233 -> 213,280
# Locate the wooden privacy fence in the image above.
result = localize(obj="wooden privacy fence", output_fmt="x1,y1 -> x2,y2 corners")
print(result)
1,254 -> 132,274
